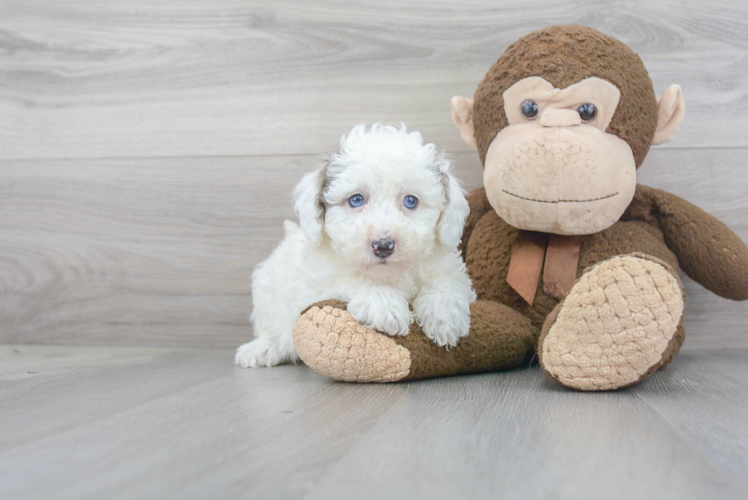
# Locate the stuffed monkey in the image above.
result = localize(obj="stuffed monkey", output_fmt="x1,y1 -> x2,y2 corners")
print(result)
291,25 -> 748,390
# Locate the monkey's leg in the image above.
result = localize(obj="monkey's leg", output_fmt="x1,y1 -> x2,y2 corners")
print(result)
293,300 -> 538,383
538,253 -> 686,391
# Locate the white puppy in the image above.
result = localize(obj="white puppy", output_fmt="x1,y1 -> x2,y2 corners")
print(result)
235,123 -> 476,368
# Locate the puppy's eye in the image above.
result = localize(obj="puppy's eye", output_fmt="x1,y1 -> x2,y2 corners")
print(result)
403,195 -> 418,209
348,194 -> 365,208
521,100 -> 539,120
577,103 -> 597,122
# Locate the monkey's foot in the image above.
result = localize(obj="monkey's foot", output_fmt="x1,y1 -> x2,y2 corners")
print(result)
538,254 -> 686,391
293,300 -> 537,383
293,300 -> 411,382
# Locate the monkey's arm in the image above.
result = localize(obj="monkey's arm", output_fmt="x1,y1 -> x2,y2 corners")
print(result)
625,184 -> 748,300
460,187 -> 494,258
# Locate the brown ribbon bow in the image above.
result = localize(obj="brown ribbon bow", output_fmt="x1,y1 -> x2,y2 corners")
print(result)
506,231 -> 582,306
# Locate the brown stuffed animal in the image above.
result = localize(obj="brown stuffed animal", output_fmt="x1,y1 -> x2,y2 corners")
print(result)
291,25 -> 748,391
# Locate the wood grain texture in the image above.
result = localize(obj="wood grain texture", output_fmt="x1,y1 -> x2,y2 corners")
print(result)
0,1 -> 747,348
1,345 -> 747,500
1,148 -> 747,347
305,353 -> 748,500
0,0 -> 747,159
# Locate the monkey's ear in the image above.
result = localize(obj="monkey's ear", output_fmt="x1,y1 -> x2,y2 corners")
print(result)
652,85 -> 685,145
451,96 -> 477,149
293,167 -> 325,247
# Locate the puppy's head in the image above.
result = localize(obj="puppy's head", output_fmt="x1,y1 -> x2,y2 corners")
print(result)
294,123 -> 469,277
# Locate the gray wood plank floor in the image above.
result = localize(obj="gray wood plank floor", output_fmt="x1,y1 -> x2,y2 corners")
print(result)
1,345 -> 747,500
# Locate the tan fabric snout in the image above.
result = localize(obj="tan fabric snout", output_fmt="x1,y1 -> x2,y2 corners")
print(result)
483,123 -> 637,235
539,108 -> 582,127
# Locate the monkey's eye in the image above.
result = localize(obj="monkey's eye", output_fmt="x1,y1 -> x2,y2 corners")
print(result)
521,100 -> 539,120
348,194 -> 365,208
577,103 -> 597,122
403,195 -> 418,209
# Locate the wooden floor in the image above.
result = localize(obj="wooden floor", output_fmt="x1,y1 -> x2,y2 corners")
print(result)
2,344 -> 747,500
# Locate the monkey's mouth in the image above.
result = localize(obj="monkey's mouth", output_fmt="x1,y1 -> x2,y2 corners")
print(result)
502,189 -> 618,204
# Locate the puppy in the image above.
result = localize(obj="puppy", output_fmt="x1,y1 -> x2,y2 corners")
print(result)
235,123 -> 476,368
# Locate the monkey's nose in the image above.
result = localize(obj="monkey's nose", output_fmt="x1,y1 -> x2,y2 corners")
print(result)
372,238 -> 395,258
539,108 -> 582,128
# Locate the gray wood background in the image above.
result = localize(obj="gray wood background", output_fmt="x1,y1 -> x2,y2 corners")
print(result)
2,345 -> 747,500
1,0 -> 747,348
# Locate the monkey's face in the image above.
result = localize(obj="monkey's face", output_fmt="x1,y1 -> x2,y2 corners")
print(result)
482,77 -> 636,235
452,25 -> 685,236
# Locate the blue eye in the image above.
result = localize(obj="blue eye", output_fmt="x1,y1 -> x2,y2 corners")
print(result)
348,194 -> 365,208
403,195 -> 418,209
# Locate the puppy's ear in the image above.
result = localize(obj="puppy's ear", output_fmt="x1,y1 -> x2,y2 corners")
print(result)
438,170 -> 470,249
293,167 -> 326,247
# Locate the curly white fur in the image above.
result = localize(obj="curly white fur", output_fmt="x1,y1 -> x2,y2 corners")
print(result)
235,124 -> 476,368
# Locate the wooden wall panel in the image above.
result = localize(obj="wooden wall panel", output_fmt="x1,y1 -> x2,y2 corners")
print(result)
0,1 -> 746,347
0,0 -> 747,160
1,149 -> 746,348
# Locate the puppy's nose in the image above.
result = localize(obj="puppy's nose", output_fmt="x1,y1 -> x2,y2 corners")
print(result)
372,238 -> 395,258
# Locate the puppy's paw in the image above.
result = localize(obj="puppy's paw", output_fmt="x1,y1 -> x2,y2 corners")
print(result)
347,291 -> 413,336
235,338 -> 286,368
415,294 -> 471,348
